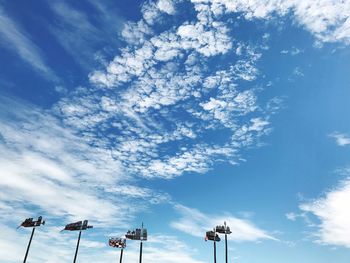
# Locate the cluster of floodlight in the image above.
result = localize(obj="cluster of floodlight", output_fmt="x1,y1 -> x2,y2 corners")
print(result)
109,223 -> 147,263
205,230 -> 221,242
19,217 -> 233,263
205,221 -> 232,263
18,216 -> 93,263
61,220 -> 93,232
109,237 -> 127,248
18,216 -> 149,263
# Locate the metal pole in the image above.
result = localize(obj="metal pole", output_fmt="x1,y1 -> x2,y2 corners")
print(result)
213,240 -> 217,263
139,241 -> 143,263
73,230 -> 82,263
225,233 -> 228,263
139,222 -> 143,263
23,227 -> 36,263
119,248 -> 124,263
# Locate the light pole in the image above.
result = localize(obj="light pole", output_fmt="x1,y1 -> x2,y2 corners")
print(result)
205,228 -> 221,263
216,222 -> 232,263
18,216 -> 45,263
109,237 -> 126,263
125,222 -> 147,263
61,220 -> 93,263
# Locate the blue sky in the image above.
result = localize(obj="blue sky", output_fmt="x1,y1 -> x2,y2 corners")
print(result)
1,0 -> 350,262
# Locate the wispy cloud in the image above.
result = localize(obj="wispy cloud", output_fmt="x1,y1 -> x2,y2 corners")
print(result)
281,47 -> 303,56
118,234 -> 205,263
0,95 -> 169,230
299,178 -> 350,248
47,0 -> 123,71
0,6 -> 57,81
171,204 -> 276,242
329,132 -> 350,146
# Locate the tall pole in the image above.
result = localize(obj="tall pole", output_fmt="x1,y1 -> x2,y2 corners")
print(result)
139,241 -> 143,263
224,221 -> 228,263
73,230 -> 82,263
139,222 -> 143,263
119,248 -> 124,263
213,240 -> 217,263
23,227 -> 36,263
225,233 -> 228,263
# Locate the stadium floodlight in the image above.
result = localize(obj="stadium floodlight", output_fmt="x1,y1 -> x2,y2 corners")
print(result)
215,221 -> 231,263
61,220 -> 93,263
205,228 -> 220,263
18,216 -> 45,263
109,238 -> 126,263
125,222 -> 147,263
205,230 -> 221,242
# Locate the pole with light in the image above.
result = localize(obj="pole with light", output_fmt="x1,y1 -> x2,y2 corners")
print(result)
125,222 -> 147,263
109,237 -> 126,263
216,222 -> 232,263
205,228 -> 221,263
18,216 -> 45,263
61,220 -> 93,263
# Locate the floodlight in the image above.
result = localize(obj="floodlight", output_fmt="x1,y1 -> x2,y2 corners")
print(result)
18,216 -> 45,263
61,219 -> 93,263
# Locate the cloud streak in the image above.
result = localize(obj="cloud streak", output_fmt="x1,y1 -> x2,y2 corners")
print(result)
0,6 -> 57,81
47,0 -> 123,71
0,95 -> 170,228
171,204 -> 275,242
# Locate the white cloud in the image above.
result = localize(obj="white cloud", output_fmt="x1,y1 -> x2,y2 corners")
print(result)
300,179 -> 350,247
293,67 -> 304,77
192,0 -> 350,45
90,41 -> 156,87
177,21 -> 232,56
120,234 -> 205,263
141,0 -> 178,25
329,132 -> 350,146
281,47 -> 303,55
0,96 -> 167,228
122,20 -> 153,45
286,212 -> 298,221
201,97 -> 227,111
171,204 -> 276,242
157,0 -> 177,15
0,6 -> 57,80
143,145 -> 235,178
249,118 -> 270,132
81,0 -> 273,180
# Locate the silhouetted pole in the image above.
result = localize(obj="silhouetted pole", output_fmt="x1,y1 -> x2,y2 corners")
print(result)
119,248 -> 124,263
139,241 -> 143,263
225,233 -> 228,263
73,230 -> 82,263
215,221 -> 231,263
213,239 -> 217,263
23,227 -> 36,263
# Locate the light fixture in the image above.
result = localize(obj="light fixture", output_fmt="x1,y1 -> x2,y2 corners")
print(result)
109,237 -> 126,263
61,220 -> 93,263
18,216 -> 45,263
125,222 -> 147,263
